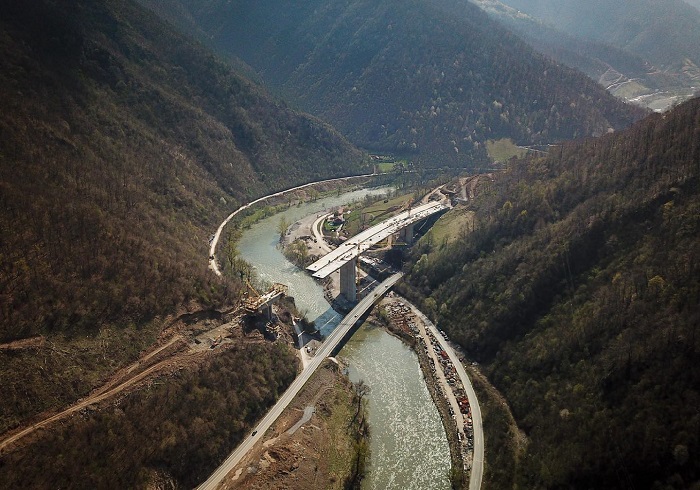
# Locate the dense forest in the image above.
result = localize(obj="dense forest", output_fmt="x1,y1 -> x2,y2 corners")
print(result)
0,0 -> 363,467
0,343 -> 298,488
0,0 -> 364,343
404,97 -> 700,488
140,0 -> 645,167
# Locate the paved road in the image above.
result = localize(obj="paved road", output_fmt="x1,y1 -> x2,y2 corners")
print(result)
307,201 -> 448,279
196,273 -> 403,490
209,174 -> 375,276
407,302 -> 484,490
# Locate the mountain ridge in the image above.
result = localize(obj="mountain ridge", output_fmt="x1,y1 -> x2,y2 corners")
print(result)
403,96 -> 700,487
140,0 -> 646,167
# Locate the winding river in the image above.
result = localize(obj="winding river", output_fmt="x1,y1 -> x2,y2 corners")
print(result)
236,187 -> 451,489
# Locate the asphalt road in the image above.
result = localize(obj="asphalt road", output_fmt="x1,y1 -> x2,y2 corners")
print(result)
408,303 -> 484,490
209,174 -> 375,276
196,272 -> 403,490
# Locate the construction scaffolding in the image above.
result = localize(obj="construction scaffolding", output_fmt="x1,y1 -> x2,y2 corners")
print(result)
243,282 -> 289,315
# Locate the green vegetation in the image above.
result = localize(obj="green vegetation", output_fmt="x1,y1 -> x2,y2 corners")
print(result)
140,0 -> 645,168
0,343 -> 298,488
485,138 -> 528,162
376,162 -> 397,173
341,193 -> 412,236
419,207 -> 475,248
403,97 -> 700,488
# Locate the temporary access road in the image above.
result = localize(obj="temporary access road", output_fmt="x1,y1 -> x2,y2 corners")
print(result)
197,272 -> 403,490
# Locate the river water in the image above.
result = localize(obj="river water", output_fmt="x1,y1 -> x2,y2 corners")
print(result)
236,187 -> 451,489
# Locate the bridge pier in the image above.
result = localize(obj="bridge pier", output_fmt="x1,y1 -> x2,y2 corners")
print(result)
339,258 -> 357,302
399,222 -> 415,245
262,303 -> 273,321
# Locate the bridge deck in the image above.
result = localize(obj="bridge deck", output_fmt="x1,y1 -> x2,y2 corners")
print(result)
307,201 -> 447,279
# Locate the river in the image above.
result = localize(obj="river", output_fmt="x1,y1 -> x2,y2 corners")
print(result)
236,186 -> 451,489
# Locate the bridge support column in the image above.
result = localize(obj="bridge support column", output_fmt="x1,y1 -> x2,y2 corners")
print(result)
262,303 -> 273,321
339,258 -> 357,302
399,222 -> 415,245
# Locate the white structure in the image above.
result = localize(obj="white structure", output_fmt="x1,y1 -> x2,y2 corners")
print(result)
307,201 -> 448,301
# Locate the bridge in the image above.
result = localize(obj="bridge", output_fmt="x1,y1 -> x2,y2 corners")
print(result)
306,200 -> 448,301
242,283 -> 288,320
197,272 -> 403,490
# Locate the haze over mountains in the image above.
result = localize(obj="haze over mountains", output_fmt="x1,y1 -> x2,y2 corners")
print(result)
141,0 -> 644,167
471,0 -> 700,110
1,0 -> 699,488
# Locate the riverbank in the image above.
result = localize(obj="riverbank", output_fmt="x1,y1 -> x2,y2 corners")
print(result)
231,183 -> 458,489
374,297 -> 471,489
282,187 -> 476,489
220,359 -> 369,490
210,173 -> 383,276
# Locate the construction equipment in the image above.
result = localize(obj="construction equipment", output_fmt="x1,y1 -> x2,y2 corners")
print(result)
243,282 -> 289,315
245,278 -> 260,298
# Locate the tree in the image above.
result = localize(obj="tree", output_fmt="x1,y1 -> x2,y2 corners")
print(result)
277,216 -> 289,241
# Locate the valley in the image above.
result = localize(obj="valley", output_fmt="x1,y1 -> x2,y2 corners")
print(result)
0,0 -> 699,488
470,0 -> 700,111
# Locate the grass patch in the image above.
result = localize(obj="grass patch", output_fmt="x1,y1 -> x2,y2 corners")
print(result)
325,371 -> 361,487
486,138 -> 527,163
342,193 -> 413,236
376,162 -> 395,173
420,207 -> 475,247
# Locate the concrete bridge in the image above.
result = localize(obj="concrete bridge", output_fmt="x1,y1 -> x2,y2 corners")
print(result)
197,272 -> 403,490
306,201 -> 448,301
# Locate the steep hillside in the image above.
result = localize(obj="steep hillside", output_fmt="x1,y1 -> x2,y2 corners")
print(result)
403,97 -> 700,487
498,0 -> 700,75
0,0 -> 363,446
0,0 -> 363,341
141,0 -> 645,168
477,0 -> 700,111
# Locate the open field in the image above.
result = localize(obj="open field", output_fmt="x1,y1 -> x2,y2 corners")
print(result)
485,138 -> 528,162
421,207 -> 476,247
341,193 -> 412,236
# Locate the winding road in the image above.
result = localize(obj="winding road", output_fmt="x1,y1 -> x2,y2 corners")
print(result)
209,174 -> 375,276
204,176 -> 484,489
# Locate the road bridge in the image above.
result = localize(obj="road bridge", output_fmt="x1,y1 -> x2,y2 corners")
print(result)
196,272 -> 403,490
307,201 -> 448,301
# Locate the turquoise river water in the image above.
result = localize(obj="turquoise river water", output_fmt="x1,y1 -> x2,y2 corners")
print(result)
236,186 -> 451,489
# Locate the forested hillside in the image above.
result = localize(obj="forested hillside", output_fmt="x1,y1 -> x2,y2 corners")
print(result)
0,0 -> 363,453
471,0 -> 700,111
404,97 -> 700,487
141,0 -> 645,167
0,0 -> 363,342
